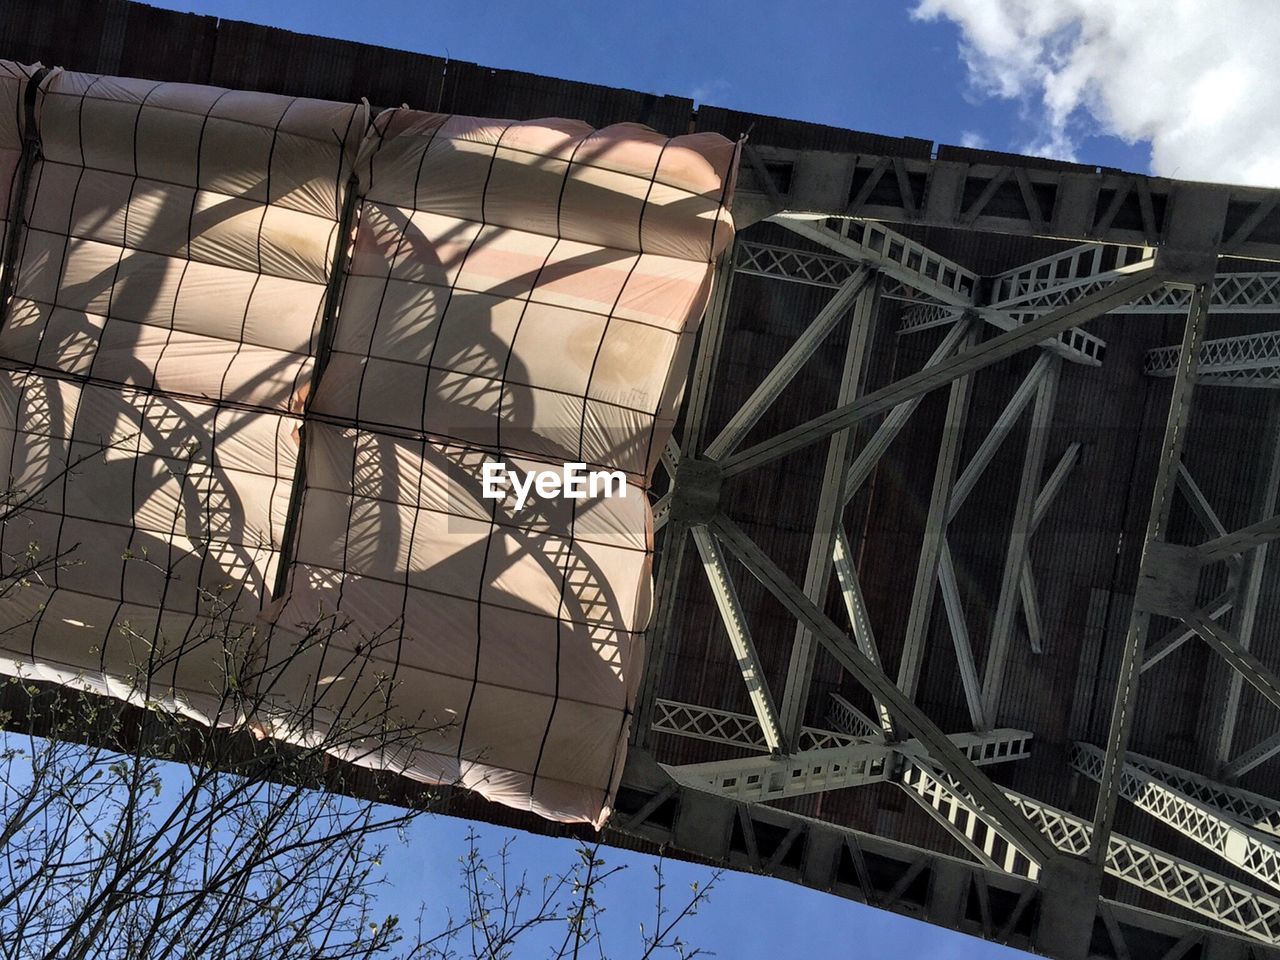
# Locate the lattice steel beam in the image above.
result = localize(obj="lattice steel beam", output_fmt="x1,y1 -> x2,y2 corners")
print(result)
1008,791 -> 1280,945
614,749 -> 1268,958
1147,331 -> 1280,389
826,691 -> 884,740
734,240 -> 864,290
1073,742 -> 1280,892
991,242 -> 1153,304
737,149 -> 1275,265
773,215 -> 977,306
649,699 -> 859,754
1118,749 -> 1280,839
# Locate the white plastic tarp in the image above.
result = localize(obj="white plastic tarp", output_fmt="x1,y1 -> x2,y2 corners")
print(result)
0,63 -> 736,827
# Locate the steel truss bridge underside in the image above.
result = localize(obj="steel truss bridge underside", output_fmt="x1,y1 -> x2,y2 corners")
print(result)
612,154 -> 1280,960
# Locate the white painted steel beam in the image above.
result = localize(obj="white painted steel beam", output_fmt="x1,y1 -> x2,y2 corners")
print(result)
938,543 -> 988,729
948,354 -> 1053,519
899,757 -> 1038,877
1147,331 -> 1280,388
1198,514 -> 1280,564
1073,743 -> 1280,891
649,699 -> 859,754
666,728 -> 1031,804
773,215 -> 977,307
1008,791 -> 1280,944
831,528 -> 895,736
692,526 -> 784,752
1187,614 -> 1280,714
842,317 -> 974,500
1141,593 -> 1234,672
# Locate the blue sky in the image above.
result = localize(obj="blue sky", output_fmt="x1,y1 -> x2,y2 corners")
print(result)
147,0 -> 1153,174
125,2 -> 1156,955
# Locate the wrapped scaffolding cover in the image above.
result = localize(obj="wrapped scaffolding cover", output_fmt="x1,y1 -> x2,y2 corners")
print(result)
0,63 -> 736,826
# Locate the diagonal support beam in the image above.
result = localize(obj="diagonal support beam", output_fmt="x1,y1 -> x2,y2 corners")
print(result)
899,757 -> 1038,877
709,514 -> 1058,866
982,357 -> 1063,724
703,267 -> 871,459
843,317 -> 974,500
948,353 -> 1053,519
1140,592 -> 1234,672
721,264 -> 1166,478
1177,463 -> 1228,538
1226,730 -> 1280,781
938,543 -> 988,729
1089,280 -> 1208,865
1186,613 -> 1280,714
1217,398 -> 1280,767
899,327 -> 977,702
1198,513 -> 1280,564
692,526 -> 783,752
832,528 -> 895,736
779,279 -> 879,745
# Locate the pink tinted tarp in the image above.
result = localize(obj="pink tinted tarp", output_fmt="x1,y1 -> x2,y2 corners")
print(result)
0,65 -> 737,827
0,67 -> 363,720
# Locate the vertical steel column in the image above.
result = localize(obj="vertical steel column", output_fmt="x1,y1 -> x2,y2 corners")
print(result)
1089,283 -> 1208,863
1216,396 -> 1280,768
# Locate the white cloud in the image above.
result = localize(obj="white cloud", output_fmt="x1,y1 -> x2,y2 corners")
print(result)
959,129 -> 988,150
690,78 -> 730,106
913,0 -> 1280,187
